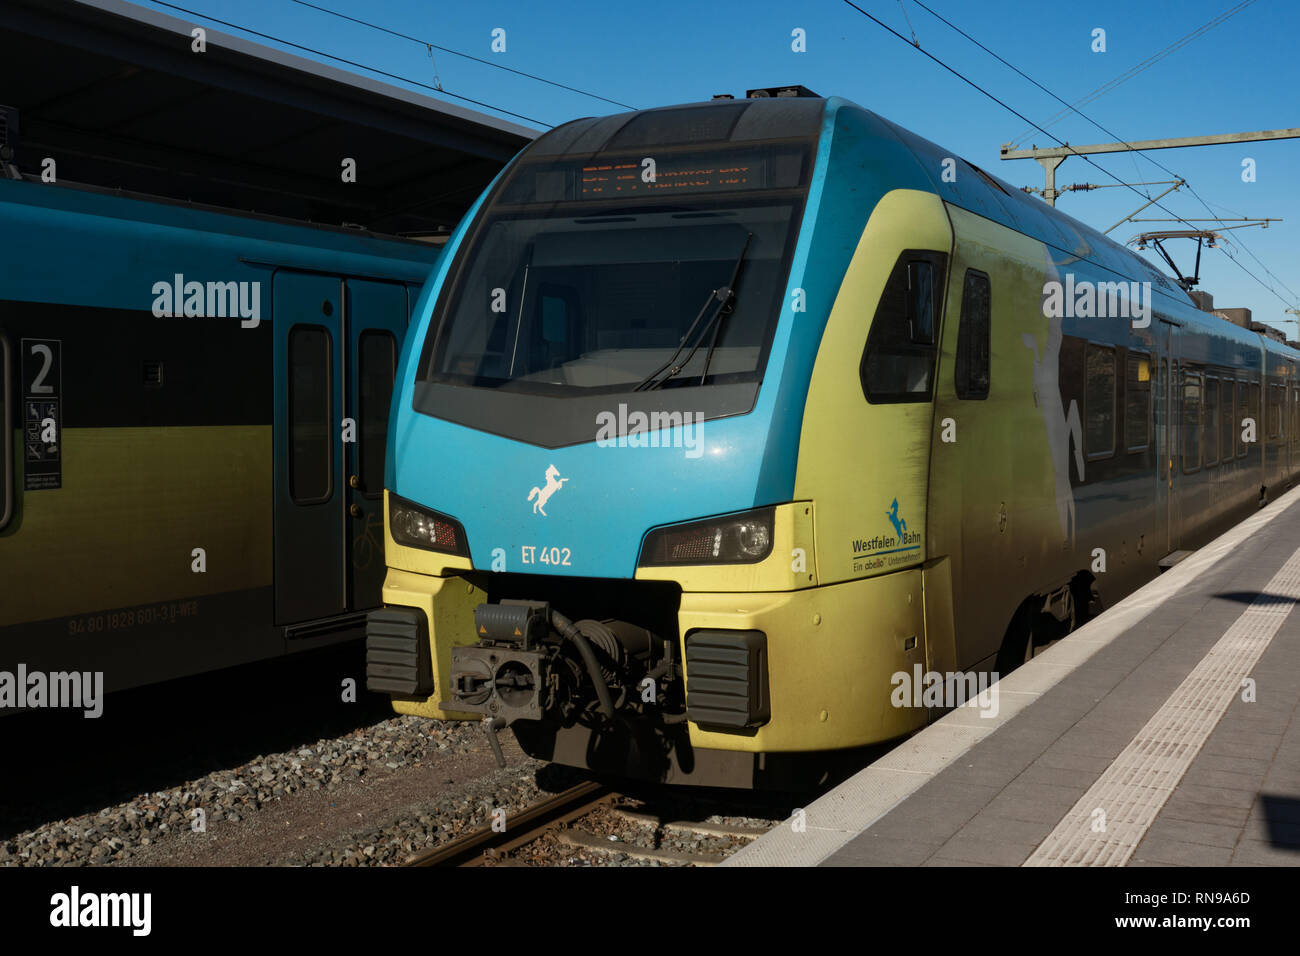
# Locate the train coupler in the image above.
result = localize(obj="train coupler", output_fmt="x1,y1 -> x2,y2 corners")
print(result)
448,599 -> 671,729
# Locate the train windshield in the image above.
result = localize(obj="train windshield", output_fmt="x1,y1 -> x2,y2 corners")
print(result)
420,140 -> 811,399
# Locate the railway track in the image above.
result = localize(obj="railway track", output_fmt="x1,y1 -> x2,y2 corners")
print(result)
402,781 -> 773,867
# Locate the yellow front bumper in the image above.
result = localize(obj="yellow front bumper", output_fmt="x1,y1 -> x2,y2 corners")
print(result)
381,563 -> 934,752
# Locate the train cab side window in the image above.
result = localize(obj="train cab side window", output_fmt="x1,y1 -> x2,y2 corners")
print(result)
955,269 -> 991,400
0,331 -> 11,532
1085,344 -> 1116,459
288,325 -> 333,505
358,331 -> 397,499
907,261 -> 936,344
861,250 -> 947,403
1182,370 -> 1202,473
1125,352 -> 1151,451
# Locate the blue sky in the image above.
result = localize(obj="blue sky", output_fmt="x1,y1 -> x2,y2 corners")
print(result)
133,0 -> 1300,332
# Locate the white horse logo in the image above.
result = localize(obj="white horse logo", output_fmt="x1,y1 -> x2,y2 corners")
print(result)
527,464 -> 568,516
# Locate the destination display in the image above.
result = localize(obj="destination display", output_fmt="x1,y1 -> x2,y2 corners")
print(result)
578,156 -> 767,198
502,146 -> 805,205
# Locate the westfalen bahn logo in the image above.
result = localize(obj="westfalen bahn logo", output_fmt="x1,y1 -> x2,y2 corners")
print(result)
852,497 -> 922,572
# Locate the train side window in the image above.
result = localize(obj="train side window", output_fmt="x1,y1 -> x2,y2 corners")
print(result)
1085,344 -> 1116,459
1281,383 -> 1287,441
1236,381 -> 1249,458
954,269 -> 991,400
358,331 -> 397,499
1157,359 -> 1167,478
1293,387 -> 1300,445
1291,386 -> 1297,444
1269,383 -> 1283,440
861,250 -> 947,403
1221,377 -> 1235,462
1281,384 -> 1288,442
1289,385 -> 1300,444
1249,382 -> 1260,452
288,325 -> 333,504
1182,370 -> 1202,473
1205,376 -> 1219,466
0,331 -> 11,532
1125,352 -> 1150,451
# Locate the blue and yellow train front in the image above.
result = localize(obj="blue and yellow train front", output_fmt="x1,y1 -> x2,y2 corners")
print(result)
367,94 -> 958,786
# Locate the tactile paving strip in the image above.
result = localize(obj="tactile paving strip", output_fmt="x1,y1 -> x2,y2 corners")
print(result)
1024,544 -> 1300,866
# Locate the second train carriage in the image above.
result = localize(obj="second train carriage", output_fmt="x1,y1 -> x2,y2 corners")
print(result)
365,92 -> 1300,787
0,175 -> 441,696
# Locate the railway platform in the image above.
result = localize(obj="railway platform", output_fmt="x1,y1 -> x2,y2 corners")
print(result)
727,485 -> 1300,867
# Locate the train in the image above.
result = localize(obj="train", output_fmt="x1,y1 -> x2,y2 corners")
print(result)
364,89 -> 1300,788
0,174 -> 442,698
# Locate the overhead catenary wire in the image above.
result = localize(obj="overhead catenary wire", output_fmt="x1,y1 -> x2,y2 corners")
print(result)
1007,0 -> 1258,150
144,0 -> 554,127
288,0 -> 638,111
910,0 -> 1300,311
840,2 -> 1197,227
862,0 -> 1299,313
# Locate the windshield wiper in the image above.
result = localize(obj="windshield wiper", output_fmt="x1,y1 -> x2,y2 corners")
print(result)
632,232 -> 753,392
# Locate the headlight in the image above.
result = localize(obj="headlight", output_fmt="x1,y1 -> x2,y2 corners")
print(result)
389,494 -> 469,556
638,507 -> 775,566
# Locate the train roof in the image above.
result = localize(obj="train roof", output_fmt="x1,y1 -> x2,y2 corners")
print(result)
0,0 -> 537,237
546,95 -> 1292,355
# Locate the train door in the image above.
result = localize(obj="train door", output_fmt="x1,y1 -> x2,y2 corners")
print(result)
272,272 -> 407,625
344,281 -> 406,610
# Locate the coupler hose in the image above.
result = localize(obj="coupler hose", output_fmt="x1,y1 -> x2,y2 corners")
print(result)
551,610 -> 616,721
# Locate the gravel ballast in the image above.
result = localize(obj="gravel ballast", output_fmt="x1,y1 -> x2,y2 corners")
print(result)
1,715 -> 524,867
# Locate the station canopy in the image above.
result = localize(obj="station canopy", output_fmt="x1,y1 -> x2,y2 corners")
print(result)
0,0 -> 537,237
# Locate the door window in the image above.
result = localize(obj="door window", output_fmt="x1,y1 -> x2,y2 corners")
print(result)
288,325 -> 333,504
0,332 -> 11,531
955,269 -> 991,400
357,331 -> 397,498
